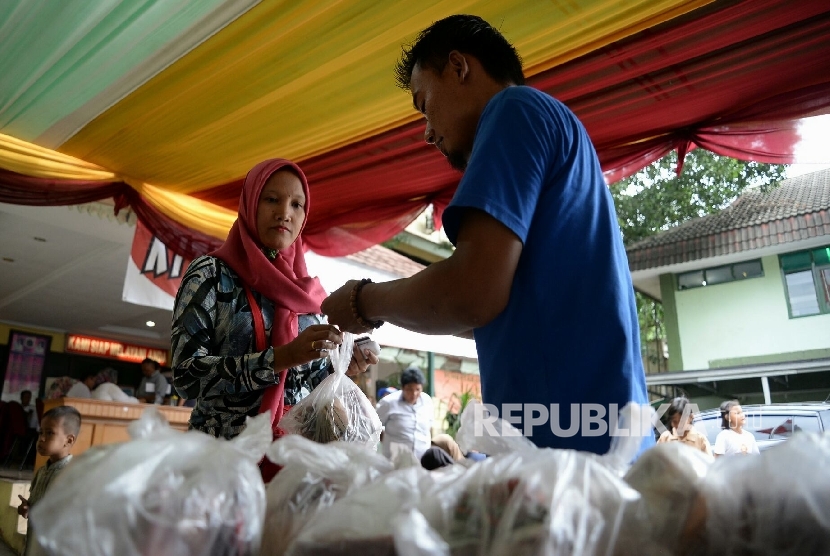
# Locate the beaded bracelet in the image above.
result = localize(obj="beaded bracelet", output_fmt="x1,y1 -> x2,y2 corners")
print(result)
350,278 -> 384,330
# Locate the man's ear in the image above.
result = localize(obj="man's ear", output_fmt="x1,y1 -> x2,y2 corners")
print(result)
66,433 -> 77,447
447,50 -> 470,82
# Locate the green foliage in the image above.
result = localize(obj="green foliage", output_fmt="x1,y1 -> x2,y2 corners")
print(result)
610,150 -> 787,245
445,388 -> 478,438
610,150 -> 787,364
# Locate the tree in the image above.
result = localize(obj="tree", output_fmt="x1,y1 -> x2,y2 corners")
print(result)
610,149 -> 787,371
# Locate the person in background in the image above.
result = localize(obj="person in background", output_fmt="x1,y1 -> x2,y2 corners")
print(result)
136,358 -> 168,405
713,400 -> 760,457
376,367 -> 434,460
421,432 -> 488,470
18,406 -> 81,556
321,15 -> 652,455
20,390 -> 40,431
657,396 -> 712,456
65,374 -> 97,399
377,385 -> 398,401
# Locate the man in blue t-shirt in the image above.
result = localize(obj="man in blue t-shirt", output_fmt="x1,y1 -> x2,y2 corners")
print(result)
323,15 -> 652,455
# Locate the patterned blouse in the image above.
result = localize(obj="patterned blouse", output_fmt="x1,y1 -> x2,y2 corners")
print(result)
172,255 -> 331,439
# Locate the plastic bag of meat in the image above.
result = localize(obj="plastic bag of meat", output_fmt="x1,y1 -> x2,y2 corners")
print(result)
685,432 -> 830,556
260,434 -> 394,555
280,332 -> 381,447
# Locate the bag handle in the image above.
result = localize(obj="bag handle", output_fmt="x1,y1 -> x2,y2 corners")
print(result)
244,286 -> 288,427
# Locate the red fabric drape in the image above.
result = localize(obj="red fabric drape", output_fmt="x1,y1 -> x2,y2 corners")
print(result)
0,168 -> 221,259
113,187 -> 222,258
0,168 -> 127,205
191,0 -> 830,257
5,0 -> 830,260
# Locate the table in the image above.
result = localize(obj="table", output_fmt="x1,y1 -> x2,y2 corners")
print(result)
34,397 -> 192,470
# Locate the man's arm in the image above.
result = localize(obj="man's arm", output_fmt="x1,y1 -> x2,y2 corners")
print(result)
323,209 -> 522,334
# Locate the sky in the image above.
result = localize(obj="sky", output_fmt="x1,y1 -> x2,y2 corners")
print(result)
787,114 -> 830,178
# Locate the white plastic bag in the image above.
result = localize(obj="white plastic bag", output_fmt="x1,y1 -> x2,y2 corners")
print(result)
440,401 -> 660,555
624,442 -> 712,553
31,408 -> 269,556
286,466 -> 434,555
280,332 -> 381,446
260,434 -> 394,555
422,449 -> 649,556
691,432 -> 830,556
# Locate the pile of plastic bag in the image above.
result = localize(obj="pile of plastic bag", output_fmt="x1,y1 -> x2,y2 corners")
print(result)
271,400 -> 659,556
28,392 -> 830,556
30,409 -> 270,556
626,430 -> 830,556
271,401 -> 830,556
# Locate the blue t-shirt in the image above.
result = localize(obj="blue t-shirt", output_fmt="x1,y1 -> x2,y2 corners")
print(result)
442,86 -> 652,455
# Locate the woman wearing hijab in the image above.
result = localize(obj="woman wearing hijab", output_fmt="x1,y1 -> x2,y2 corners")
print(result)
172,159 -> 377,448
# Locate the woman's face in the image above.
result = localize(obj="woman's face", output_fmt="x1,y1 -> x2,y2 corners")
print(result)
729,405 -> 746,429
256,170 -> 306,252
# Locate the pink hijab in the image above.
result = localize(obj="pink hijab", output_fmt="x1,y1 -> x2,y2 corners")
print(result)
210,158 -> 326,425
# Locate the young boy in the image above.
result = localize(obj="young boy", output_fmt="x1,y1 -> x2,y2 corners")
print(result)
17,406 -> 80,556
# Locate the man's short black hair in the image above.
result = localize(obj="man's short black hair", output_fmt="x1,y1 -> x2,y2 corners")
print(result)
395,14 -> 525,91
20,390 -> 32,398
401,366 -> 426,386
142,358 -> 159,370
42,405 -> 82,436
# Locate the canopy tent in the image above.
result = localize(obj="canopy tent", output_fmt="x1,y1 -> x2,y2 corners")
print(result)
2,0 -> 830,260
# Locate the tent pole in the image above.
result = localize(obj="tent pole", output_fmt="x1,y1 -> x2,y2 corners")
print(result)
427,351 -> 435,397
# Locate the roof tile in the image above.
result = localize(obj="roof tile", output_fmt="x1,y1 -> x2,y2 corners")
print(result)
344,244 -> 425,278
627,170 -> 830,271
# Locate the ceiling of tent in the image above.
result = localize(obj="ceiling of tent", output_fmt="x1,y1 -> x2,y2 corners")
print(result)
2,0 -> 830,261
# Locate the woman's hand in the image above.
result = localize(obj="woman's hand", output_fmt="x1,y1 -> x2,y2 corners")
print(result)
276,324 -> 343,370
346,346 -> 379,377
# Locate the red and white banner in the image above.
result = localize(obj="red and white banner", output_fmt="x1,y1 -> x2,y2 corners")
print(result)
122,220 -> 192,311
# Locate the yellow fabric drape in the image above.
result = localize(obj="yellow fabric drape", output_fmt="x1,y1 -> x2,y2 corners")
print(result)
0,133 -> 116,181
0,132 -> 235,240
62,0 -> 712,194
129,180 -> 236,240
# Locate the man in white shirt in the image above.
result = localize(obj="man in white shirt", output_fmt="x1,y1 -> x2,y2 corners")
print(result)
376,367 -> 433,460
136,358 -> 168,404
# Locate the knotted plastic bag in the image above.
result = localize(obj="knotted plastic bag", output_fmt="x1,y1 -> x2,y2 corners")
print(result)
690,432 -> 830,556
280,332 -> 381,447
31,408 -> 270,556
260,434 -> 394,555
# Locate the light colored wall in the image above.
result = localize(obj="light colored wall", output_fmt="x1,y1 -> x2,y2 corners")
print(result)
674,255 -> 830,369
0,321 -> 65,352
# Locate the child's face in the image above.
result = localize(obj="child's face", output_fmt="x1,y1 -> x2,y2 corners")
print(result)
37,417 -> 73,459
728,405 -> 746,429
671,411 -> 694,434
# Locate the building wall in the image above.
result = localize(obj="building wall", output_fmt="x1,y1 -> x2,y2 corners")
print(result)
671,255 -> 830,370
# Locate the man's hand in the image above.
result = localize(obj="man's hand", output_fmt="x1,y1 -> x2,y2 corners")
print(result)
322,280 -> 373,333
346,346 -> 379,377
18,495 -> 29,519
